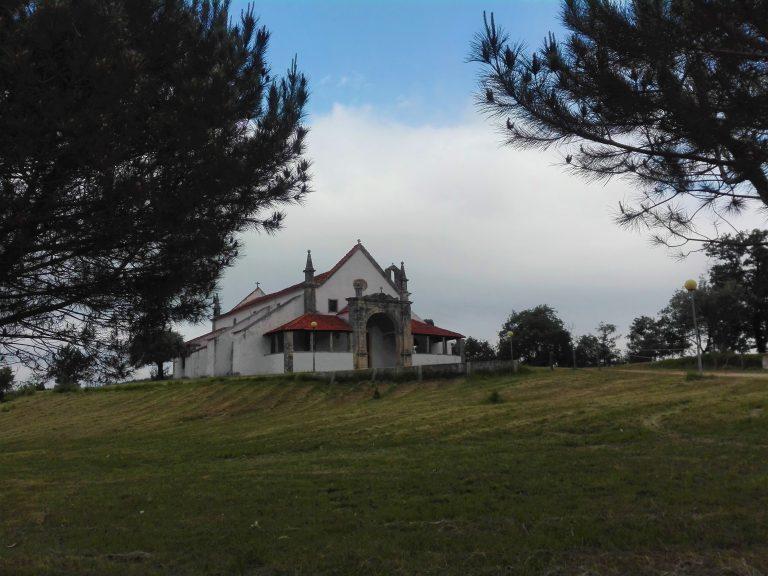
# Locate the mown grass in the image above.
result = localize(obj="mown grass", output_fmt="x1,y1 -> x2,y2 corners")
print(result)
1,369 -> 768,575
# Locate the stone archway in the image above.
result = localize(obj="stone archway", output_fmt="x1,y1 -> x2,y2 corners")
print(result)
366,313 -> 398,368
347,288 -> 412,370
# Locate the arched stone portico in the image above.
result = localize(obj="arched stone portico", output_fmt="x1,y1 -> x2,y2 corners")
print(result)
347,288 -> 412,370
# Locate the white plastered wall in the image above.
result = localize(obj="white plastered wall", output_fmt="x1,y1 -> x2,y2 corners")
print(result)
293,352 -> 354,372
231,295 -> 304,375
315,250 -> 399,314
412,354 -> 461,366
181,345 -> 209,378
213,331 -> 234,376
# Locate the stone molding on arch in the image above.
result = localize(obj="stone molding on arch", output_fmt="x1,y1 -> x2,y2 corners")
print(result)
346,291 -> 413,370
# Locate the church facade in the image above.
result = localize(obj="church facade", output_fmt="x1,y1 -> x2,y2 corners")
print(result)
173,242 -> 464,378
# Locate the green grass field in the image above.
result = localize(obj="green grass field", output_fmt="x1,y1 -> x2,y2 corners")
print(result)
2,368 -> 768,575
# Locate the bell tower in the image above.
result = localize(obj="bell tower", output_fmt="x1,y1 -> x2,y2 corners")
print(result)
211,294 -> 221,330
303,250 -> 317,313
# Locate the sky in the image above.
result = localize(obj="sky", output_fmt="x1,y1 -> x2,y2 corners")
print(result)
177,0 -> 764,347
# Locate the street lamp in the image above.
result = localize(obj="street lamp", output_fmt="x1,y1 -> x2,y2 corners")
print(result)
684,279 -> 703,374
507,330 -> 517,372
310,320 -> 318,372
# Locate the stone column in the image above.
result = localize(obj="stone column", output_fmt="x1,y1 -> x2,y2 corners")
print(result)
283,331 -> 294,373
353,323 -> 368,370
400,310 -> 413,367
303,284 -> 316,313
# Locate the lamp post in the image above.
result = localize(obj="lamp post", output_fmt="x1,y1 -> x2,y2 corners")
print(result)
507,330 -> 516,372
684,279 -> 703,374
310,320 -> 318,372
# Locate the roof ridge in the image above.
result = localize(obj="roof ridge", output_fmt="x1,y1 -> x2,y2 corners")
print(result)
184,326 -> 227,346
265,312 -> 353,335
218,242 -> 396,319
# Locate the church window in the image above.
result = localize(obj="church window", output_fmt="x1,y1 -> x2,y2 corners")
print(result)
328,299 -> 338,313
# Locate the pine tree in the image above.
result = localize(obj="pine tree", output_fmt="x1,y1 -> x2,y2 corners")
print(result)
0,1 -> 310,371
473,0 -> 768,249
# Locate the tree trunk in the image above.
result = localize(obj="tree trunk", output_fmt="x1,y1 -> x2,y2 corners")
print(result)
156,361 -> 165,380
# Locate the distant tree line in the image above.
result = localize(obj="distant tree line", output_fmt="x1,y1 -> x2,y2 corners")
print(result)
463,228 -> 768,367
464,305 -> 620,368
627,229 -> 768,361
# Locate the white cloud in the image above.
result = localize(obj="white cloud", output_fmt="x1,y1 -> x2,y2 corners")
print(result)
336,72 -> 368,90
196,104 -> 765,346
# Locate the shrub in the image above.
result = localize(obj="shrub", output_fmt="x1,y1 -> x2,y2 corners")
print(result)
372,387 -> 381,400
8,381 -> 39,399
487,390 -> 503,404
0,374 -> 49,402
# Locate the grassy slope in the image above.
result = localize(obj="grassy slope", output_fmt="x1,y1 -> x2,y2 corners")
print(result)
1,369 -> 768,576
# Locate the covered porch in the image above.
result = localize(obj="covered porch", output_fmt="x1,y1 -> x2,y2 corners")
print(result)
265,313 -> 354,373
411,319 -> 463,365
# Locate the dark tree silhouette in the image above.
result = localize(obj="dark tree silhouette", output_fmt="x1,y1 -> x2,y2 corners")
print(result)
706,229 -> 768,351
499,305 -> 572,366
670,280 -> 751,352
473,0 -> 768,250
0,1 -> 309,370
596,322 -> 620,365
0,367 -> 14,401
463,337 -> 497,361
626,316 -> 668,362
128,329 -> 185,380
47,345 -> 94,392
574,334 -> 600,367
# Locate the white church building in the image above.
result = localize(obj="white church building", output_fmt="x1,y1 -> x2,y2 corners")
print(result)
173,242 -> 464,378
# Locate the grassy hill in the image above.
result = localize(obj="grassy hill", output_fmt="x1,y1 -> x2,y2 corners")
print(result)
1,368 -> 768,576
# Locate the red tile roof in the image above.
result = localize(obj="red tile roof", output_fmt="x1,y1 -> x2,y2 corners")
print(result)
411,319 -> 463,339
267,316 -> 460,337
216,280 -> 305,320
217,243 -> 389,320
265,313 -> 353,335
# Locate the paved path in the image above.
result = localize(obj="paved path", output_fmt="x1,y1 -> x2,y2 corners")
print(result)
615,368 -> 768,380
